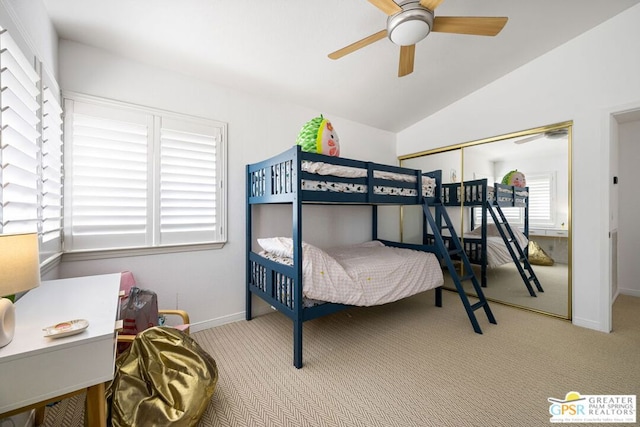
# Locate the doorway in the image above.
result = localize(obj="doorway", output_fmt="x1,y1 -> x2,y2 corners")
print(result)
611,109 -> 640,330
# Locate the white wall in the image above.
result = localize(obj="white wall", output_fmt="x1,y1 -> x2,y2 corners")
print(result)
56,40 -> 398,329
397,4 -> 640,332
617,119 -> 640,297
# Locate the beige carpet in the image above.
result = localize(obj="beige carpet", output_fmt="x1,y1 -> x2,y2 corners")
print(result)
41,291 -> 639,427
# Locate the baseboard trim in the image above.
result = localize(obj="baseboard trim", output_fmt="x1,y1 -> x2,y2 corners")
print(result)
189,312 -> 245,333
183,299 -> 282,333
572,316 -> 609,333
618,288 -> 640,298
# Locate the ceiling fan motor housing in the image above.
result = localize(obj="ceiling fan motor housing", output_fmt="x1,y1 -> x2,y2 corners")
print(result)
387,1 -> 434,46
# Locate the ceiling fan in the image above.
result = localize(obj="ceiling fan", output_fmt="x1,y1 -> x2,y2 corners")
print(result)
328,0 -> 508,77
513,128 -> 569,145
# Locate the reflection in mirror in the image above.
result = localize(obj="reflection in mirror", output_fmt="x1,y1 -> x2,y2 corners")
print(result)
400,123 -> 571,319
402,150 -> 461,245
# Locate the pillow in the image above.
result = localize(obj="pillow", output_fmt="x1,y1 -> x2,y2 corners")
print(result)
351,240 -> 385,248
258,238 -> 385,258
296,114 -> 340,157
257,237 -> 295,258
501,170 -> 526,188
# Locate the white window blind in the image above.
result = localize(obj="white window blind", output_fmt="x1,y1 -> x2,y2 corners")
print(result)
64,100 -> 151,250
159,117 -> 221,245
64,96 -> 227,251
473,205 -> 522,228
41,87 -> 63,242
527,173 -> 555,227
497,206 -> 522,225
0,29 -> 41,235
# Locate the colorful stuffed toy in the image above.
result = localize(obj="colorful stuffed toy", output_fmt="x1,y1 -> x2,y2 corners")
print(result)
501,170 -> 526,188
296,114 -> 340,156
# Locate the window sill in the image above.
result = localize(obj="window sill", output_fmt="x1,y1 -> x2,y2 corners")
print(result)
61,242 -> 226,262
41,253 -> 63,276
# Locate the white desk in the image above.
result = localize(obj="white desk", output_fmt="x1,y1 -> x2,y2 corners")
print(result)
0,273 -> 121,426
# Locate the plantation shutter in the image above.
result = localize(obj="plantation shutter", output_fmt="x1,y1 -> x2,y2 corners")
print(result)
497,206 -> 523,226
158,117 -> 221,245
0,29 -> 41,235
474,206 -> 522,228
41,87 -> 63,242
527,173 -> 554,227
64,100 -> 151,250
64,95 -> 227,251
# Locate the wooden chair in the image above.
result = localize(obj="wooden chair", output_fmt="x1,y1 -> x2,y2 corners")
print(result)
117,271 -> 190,346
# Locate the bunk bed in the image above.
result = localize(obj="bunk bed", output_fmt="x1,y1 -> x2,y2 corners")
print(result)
246,145 -> 495,368
426,178 -> 542,295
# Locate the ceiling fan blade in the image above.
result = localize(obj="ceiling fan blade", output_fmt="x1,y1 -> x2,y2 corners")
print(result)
398,44 -> 415,77
367,0 -> 402,15
432,16 -> 508,36
328,29 -> 387,60
420,0 -> 445,11
513,134 -> 542,145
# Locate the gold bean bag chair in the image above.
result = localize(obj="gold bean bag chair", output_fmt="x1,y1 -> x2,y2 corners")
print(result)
528,240 -> 555,266
107,326 -> 218,427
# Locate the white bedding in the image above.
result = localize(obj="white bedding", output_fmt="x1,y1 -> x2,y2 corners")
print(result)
466,224 -> 529,268
301,160 -> 436,198
257,238 -> 443,306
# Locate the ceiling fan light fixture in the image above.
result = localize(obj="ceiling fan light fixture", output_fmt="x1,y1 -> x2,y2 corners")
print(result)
545,128 -> 569,139
389,20 -> 430,45
387,2 -> 434,46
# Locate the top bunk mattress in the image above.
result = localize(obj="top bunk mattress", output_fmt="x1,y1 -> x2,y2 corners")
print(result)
443,181 -> 528,205
301,160 -> 436,198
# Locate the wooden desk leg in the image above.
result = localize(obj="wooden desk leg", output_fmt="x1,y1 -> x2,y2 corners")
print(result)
85,382 -> 107,427
35,406 -> 46,426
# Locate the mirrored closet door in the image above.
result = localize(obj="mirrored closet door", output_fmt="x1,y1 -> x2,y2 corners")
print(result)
400,122 -> 572,319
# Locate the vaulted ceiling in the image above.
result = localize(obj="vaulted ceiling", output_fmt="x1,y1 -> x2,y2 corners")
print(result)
43,0 -> 640,132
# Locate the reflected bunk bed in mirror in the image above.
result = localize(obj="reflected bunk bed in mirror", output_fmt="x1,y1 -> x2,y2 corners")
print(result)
426,177 -> 544,297
399,121 -> 571,319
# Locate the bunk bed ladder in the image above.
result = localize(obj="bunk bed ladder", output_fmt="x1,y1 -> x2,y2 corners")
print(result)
487,204 -> 544,297
422,201 -> 496,334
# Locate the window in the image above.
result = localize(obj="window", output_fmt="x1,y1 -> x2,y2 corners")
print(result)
0,28 -> 41,236
63,95 -> 227,252
473,172 -> 556,229
0,27 -> 64,266
526,172 -> 556,227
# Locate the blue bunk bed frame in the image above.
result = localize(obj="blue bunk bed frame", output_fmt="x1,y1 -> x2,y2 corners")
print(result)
431,179 -> 529,287
245,145 -> 446,368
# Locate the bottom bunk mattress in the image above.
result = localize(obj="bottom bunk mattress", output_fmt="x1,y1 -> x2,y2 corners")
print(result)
257,238 -> 444,307
466,224 -> 529,268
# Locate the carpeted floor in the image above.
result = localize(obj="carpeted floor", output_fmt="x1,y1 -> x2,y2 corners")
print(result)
41,291 -> 639,427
